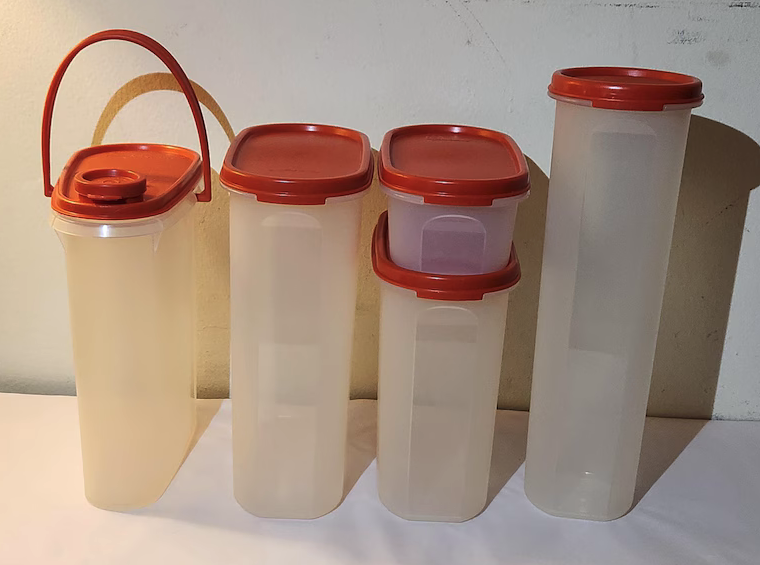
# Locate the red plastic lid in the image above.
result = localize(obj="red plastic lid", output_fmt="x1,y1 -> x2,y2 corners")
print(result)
43,30 -> 212,220
220,123 -> 374,205
548,67 -> 704,111
372,212 -> 520,301
52,144 -> 202,220
378,124 -> 530,206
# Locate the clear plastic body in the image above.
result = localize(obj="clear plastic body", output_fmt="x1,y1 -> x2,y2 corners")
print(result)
383,186 -> 527,275
228,190 -> 365,519
377,282 -> 510,522
525,101 -> 695,521
52,194 -> 197,510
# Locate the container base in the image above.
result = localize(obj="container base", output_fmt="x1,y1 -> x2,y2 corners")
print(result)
524,487 -> 632,522
378,491 -> 483,523
233,491 -> 342,521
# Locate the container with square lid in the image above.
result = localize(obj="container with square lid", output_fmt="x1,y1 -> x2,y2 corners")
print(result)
379,124 -> 530,275
372,211 -> 520,521
220,123 -> 372,519
42,29 -> 212,511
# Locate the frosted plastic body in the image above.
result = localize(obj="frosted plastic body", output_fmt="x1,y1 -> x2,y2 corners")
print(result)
383,186 -> 527,275
525,101 -> 694,521
228,190 -> 365,519
377,282 -> 510,522
52,194 -> 197,511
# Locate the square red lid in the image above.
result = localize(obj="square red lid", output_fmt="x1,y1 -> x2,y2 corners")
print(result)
379,124 -> 530,206
51,143 -> 202,220
220,123 -> 373,205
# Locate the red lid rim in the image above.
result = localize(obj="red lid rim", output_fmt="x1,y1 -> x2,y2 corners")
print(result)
371,212 -> 521,301
52,143 -> 201,220
548,66 -> 703,111
220,123 -> 374,205
378,124 -> 530,206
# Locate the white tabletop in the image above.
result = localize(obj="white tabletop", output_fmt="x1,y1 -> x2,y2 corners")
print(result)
0,393 -> 758,564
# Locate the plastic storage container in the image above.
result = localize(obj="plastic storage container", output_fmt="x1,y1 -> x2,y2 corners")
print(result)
220,123 -> 373,519
42,30 -> 212,510
379,124 -> 530,275
373,212 -> 521,522
525,67 -> 704,521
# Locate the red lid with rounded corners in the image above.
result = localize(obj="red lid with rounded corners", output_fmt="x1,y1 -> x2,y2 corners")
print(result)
378,124 -> 530,206
372,212 -> 520,301
220,123 -> 374,205
42,30 -> 212,220
53,144 -> 202,220
548,67 -> 703,111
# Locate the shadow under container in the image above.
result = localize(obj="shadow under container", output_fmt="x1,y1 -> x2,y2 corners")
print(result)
379,124 -> 530,275
220,123 -> 373,519
525,67 -> 704,521
373,212 -> 521,522
42,30 -> 213,510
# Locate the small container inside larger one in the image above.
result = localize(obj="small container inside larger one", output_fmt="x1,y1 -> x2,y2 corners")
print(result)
373,211 -> 520,522
379,124 -> 530,275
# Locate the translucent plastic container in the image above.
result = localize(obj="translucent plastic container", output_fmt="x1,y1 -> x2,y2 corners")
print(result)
221,123 -> 373,519
525,67 -> 704,521
379,125 -> 530,275
42,30 -> 212,510
373,212 -> 521,522
53,195 -> 198,509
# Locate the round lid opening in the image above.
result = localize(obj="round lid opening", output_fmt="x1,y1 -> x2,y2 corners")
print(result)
74,168 -> 147,202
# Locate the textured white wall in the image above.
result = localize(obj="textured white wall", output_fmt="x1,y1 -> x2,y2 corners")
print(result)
1,0 -> 758,417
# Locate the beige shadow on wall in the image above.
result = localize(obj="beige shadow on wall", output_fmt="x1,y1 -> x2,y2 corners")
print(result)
93,72 -> 233,399
498,157 -> 548,410
649,116 -> 760,418
349,152 -> 386,400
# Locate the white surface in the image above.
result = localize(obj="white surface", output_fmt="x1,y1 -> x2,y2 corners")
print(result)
1,1 -> 760,418
377,282 -> 510,521
526,104 -> 693,519
1,394 -> 759,564
228,191 -> 364,519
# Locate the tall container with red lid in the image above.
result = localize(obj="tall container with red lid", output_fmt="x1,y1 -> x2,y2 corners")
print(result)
220,123 -> 373,519
373,212 -> 520,522
525,67 -> 703,520
379,124 -> 530,275
42,30 -> 212,510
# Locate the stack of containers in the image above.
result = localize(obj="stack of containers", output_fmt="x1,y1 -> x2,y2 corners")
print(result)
373,125 -> 530,521
220,123 -> 373,519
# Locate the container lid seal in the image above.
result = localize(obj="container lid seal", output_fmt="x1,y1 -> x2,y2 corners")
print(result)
379,124 -> 530,206
220,123 -> 373,205
548,66 -> 704,111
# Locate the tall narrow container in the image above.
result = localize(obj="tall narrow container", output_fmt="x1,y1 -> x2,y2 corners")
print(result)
221,124 -> 373,519
42,30 -> 212,510
525,67 -> 703,520
373,212 -> 521,522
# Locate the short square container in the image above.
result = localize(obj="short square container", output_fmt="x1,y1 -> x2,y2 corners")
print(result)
379,124 -> 530,275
